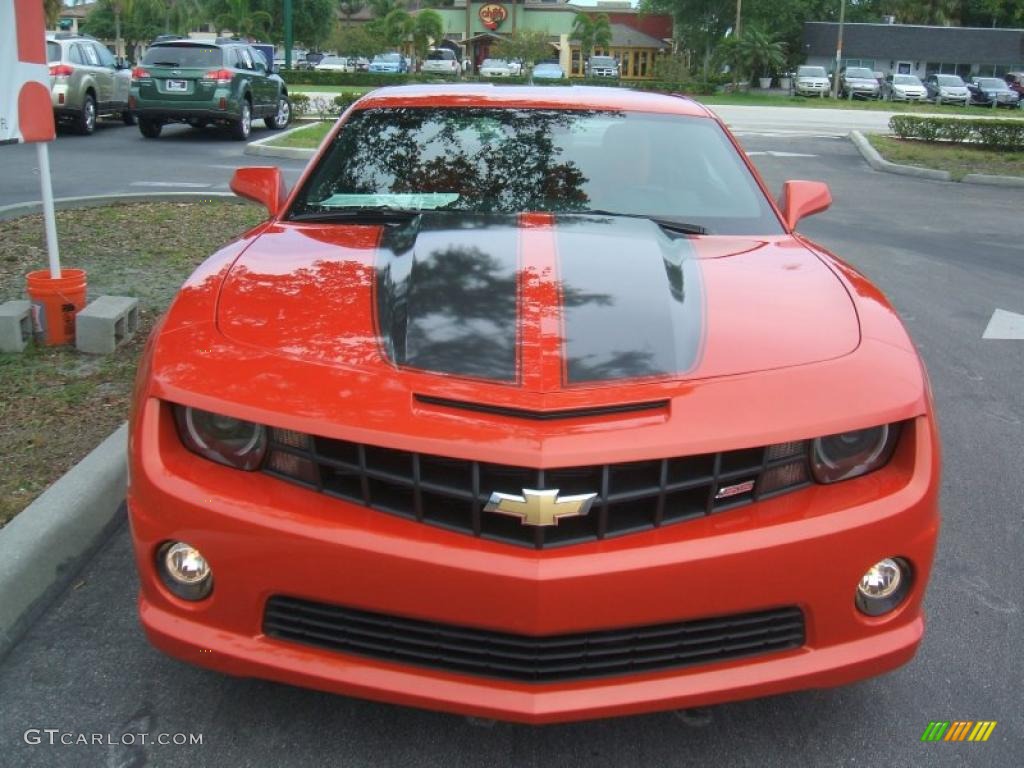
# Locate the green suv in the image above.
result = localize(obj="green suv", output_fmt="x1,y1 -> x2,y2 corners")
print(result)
130,40 -> 291,140
46,34 -> 133,135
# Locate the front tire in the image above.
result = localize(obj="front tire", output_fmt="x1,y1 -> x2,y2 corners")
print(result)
138,118 -> 162,139
77,93 -> 97,135
264,95 -> 291,130
231,99 -> 252,140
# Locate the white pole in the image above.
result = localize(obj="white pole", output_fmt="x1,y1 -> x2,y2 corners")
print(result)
35,141 -> 61,279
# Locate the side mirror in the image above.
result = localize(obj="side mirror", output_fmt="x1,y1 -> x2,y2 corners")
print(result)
780,180 -> 831,230
230,167 -> 287,217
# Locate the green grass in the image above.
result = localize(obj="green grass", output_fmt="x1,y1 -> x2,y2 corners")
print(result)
697,91 -> 1024,116
267,121 -> 334,148
0,201 -> 265,527
867,134 -> 1024,181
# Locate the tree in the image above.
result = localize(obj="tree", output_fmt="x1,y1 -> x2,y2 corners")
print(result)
368,0 -> 403,18
411,10 -> 444,60
492,29 -> 555,66
738,26 -> 786,79
44,0 -> 63,27
331,22 -> 388,57
214,0 -> 272,38
339,0 -> 365,22
381,8 -> 413,48
571,12 -> 612,61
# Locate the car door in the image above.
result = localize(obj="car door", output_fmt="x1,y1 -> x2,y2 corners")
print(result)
244,46 -> 275,113
79,41 -> 112,107
92,42 -> 128,108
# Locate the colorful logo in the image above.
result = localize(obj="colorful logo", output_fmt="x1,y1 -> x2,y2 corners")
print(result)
478,3 -> 508,31
920,721 -> 997,742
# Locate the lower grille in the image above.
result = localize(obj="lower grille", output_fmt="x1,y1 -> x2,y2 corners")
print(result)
263,596 -> 806,683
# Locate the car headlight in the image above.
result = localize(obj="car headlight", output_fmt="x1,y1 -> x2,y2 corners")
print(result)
810,424 -> 901,483
174,405 -> 267,470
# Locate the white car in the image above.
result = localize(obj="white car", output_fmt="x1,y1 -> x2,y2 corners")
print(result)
315,55 -> 355,73
883,74 -> 928,102
791,65 -> 830,97
421,49 -> 460,76
479,59 -> 512,78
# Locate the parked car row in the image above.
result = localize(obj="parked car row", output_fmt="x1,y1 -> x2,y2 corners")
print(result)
792,62 -> 1021,107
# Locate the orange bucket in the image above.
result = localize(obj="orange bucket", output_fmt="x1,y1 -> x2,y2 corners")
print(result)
26,268 -> 88,346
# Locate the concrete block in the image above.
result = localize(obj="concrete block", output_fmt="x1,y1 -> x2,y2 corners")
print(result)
75,295 -> 140,355
0,300 -> 32,353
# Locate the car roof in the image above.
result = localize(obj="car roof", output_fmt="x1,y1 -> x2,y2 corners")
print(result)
150,40 -> 235,48
354,85 -> 713,118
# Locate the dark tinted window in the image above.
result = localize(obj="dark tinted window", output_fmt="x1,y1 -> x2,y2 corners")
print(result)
93,43 -> 116,67
427,50 -> 454,61
67,44 -> 83,65
46,41 -> 61,62
142,45 -> 222,68
289,108 -> 783,235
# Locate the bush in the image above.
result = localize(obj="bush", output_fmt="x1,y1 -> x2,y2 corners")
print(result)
333,91 -> 363,112
289,92 -> 311,116
889,115 -> 1024,149
280,70 -> 460,87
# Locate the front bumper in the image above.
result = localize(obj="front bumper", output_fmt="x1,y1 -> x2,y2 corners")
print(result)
129,402 -> 939,723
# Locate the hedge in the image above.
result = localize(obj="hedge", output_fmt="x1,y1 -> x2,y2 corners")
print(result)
280,69 -> 718,95
889,115 -> 1024,150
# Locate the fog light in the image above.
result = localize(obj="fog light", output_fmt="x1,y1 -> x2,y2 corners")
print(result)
856,557 -> 910,616
158,541 -> 213,600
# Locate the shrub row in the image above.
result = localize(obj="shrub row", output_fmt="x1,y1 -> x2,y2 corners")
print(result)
280,69 -> 718,95
889,115 -> 1024,150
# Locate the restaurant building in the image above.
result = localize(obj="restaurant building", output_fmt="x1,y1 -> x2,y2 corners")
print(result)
421,1 -> 672,78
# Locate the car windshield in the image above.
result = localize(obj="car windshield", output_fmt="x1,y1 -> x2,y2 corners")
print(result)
591,57 -> 615,66
374,54 -> 401,63
936,75 -> 964,86
894,76 -> 921,85
798,66 -> 827,77
976,78 -> 1005,88
427,51 -> 453,60
288,107 -> 783,235
535,64 -> 561,72
845,68 -> 874,78
141,45 -> 222,68
482,59 -> 507,67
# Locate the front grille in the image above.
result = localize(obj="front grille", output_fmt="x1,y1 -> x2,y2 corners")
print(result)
263,434 -> 811,549
264,596 -> 806,683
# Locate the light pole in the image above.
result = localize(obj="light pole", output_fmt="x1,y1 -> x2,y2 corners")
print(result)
284,0 -> 293,70
831,0 -> 846,98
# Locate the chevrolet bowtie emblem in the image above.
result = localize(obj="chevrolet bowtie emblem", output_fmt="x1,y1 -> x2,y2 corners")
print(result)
484,488 -> 597,527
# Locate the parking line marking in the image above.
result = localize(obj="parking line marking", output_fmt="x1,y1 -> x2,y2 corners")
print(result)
745,151 -> 819,158
982,309 -> 1024,340
129,181 -> 212,188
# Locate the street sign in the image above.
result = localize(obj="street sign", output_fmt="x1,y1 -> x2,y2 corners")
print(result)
0,0 -> 56,145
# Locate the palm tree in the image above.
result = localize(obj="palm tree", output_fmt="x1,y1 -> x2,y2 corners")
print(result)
571,12 -> 612,63
215,0 -> 272,39
738,27 -> 786,83
412,10 -> 444,60
44,0 -> 63,27
109,0 -> 135,60
382,8 -> 413,49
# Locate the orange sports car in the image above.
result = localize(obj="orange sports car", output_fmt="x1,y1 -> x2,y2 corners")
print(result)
128,85 -> 940,724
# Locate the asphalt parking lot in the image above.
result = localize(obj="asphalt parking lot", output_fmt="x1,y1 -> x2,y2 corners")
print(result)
0,120 -> 1021,767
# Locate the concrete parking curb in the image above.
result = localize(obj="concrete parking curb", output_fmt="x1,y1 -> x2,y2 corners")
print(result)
0,191 -> 246,222
849,130 -> 1024,186
0,423 -> 128,661
848,130 -> 952,181
244,123 -> 318,160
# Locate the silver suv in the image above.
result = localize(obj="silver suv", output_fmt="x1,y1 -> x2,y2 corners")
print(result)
586,55 -> 620,78
47,34 -> 133,135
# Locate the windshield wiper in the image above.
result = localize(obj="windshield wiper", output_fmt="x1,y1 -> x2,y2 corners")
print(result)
577,210 -> 707,235
288,207 -> 423,223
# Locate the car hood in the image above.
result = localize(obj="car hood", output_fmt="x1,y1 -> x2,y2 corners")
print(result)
217,214 -> 859,390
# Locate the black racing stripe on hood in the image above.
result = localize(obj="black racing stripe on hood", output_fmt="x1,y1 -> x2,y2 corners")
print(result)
556,216 -> 704,384
376,213 -> 520,382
